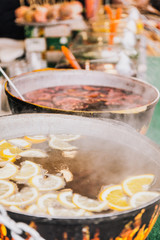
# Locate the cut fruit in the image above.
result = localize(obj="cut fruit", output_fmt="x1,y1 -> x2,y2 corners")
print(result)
0,157 -> 16,167
62,151 -> 77,159
0,180 -> 16,200
0,187 -> 38,206
99,185 -> 131,211
72,194 -> 108,212
0,140 -> 21,158
9,206 -> 24,213
8,138 -> 31,149
19,149 -> 48,158
48,207 -> 87,217
0,163 -> 18,179
0,147 -> 21,159
58,190 -> 76,209
37,193 -> 62,211
13,161 -> 41,181
130,191 -> 160,208
0,140 -> 13,148
24,135 -> 47,144
122,174 -> 155,197
50,134 -> 80,142
26,204 -> 45,215
49,138 -> 77,151
60,169 -> 73,182
30,174 -> 65,191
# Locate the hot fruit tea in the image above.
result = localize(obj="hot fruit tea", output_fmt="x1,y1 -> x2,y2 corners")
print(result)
0,135 -> 158,217
23,85 -> 148,111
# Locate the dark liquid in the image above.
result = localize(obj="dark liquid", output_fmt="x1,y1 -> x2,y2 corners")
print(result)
24,85 -> 146,111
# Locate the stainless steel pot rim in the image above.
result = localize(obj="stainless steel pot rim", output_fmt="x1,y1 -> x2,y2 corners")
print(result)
5,69 -> 160,114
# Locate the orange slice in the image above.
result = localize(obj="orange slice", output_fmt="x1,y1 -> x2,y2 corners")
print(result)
24,135 -> 47,144
122,174 -> 155,196
99,185 -> 131,211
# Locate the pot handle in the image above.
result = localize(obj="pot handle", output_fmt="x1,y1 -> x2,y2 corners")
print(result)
0,205 -> 45,240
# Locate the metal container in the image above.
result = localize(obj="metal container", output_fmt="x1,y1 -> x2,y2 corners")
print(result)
5,69 -> 159,133
0,114 -> 160,240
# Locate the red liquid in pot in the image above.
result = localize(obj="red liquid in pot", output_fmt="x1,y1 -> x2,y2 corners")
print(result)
23,85 -> 147,111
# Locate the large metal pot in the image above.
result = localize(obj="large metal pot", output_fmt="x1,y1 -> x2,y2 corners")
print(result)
0,114 -> 160,240
5,69 -> 159,133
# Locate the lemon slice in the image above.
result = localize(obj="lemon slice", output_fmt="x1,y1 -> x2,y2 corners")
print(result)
24,135 -> 47,144
26,204 -> 45,215
0,157 -> 16,167
72,194 -> 108,212
62,151 -> 77,159
0,139 -> 21,158
99,185 -> 131,211
130,191 -> 160,208
0,180 -> 16,200
19,149 -> 48,158
37,193 -> 62,211
0,139 -> 14,148
58,190 -> 76,209
30,174 -> 65,191
48,207 -> 87,217
13,161 -> 41,181
0,148 -> 18,159
49,138 -> 77,151
9,206 -> 24,213
0,163 -> 18,180
50,134 -> 80,142
0,187 -> 38,206
60,169 -> 73,182
8,138 -> 31,149
122,174 -> 155,197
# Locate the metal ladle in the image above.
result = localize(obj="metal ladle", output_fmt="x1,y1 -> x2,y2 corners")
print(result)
0,67 -> 25,101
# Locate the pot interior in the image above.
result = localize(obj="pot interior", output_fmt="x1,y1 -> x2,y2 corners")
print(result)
0,114 -> 160,218
7,70 -> 159,110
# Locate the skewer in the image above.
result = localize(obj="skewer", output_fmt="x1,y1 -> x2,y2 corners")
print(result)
0,67 -> 25,101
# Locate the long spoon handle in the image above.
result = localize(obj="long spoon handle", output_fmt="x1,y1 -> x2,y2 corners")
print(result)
0,67 -> 25,101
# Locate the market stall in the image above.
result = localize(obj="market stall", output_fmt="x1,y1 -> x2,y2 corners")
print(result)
0,1 -> 160,239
